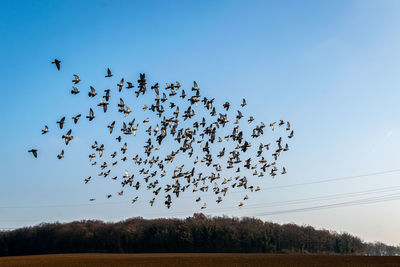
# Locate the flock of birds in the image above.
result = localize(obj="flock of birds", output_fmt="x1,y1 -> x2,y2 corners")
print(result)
28,59 -> 294,209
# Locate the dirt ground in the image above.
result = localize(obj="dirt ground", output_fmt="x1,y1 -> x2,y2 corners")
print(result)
0,253 -> 399,267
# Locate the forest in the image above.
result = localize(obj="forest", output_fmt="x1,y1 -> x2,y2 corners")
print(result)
0,214 -> 398,256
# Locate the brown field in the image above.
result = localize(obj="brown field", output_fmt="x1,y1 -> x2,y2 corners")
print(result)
0,253 -> 399,267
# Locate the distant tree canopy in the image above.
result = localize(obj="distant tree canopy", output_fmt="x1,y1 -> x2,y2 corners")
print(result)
0,214 -> 398,256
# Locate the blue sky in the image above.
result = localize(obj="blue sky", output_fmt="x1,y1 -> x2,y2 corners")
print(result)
1,0 -> 400,245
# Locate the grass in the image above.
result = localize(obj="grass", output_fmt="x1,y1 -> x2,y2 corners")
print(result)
0,253 -> 399,267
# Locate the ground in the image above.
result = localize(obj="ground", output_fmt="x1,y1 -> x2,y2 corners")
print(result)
0,253 -> 399,267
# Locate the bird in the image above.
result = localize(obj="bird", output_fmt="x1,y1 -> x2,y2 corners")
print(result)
91,141 -> 98,149
41,125 -> 48,134
96,144 -> 104,157
192,81 -> 199,91
98,99 -> 108,113
100,162 -> 108,170
57,150 -> 64,159
236,111 -> 243,120
88,86 -> 97,97
223,101 -> 230,111
121,142 -> 127,154
72,74 -> 80,84
71,86 -> 79,95
57,117 -> 65,129
117,78 -> 124,92
105,68 -> 112,77
28,149 -> 38,158
86,108 -> 94,121
51,59 -> 61,70
62,129 -> 73,145
103,89 -> 111,101
72,114 -> 81,124
107,121 -> 115,134
241,98 -> 246,107
151,83 -> 159,95
286,121 -> 291,131
126,82 -> 134,89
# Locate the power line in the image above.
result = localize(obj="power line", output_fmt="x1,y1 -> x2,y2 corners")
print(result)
5,184 -> 397,218
179,168 -> 400,199
251,193 -> 400,216
1,168 -> 400,210
260,168 -> 400,191
2,192 -> 400,227
0,201 -> 127,209
144,185 -> 400,216
197,185 -> 400,213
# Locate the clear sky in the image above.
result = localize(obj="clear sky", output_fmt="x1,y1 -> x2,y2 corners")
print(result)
1,0 -> 400,245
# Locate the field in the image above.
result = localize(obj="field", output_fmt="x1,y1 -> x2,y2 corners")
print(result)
0,253 -> 399,267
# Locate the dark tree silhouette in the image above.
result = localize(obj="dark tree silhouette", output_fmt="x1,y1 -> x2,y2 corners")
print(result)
0,214 -> 397,257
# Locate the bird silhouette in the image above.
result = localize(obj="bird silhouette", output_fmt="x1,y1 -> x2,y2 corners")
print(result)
86,108 -> 94,121
57,117 -> 65,129
41,125 -> 48,134
28,149 -> 38,158
88,86 -> 97,97
51,59 -> 61,70
105,68 -> 113,78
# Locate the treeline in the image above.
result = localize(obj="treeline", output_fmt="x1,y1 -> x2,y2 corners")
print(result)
0,213 -> 398,256
364,242 -> 400,256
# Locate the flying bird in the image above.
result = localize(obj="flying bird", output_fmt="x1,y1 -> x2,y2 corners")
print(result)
62,129 -> 73,145
57,117 -> 65,129
72,114 -> 81,124
88,86 -> 97,97
57,150 -> 64,159
71,86 -> 79,95
51,59 -> 61,70
72,74 -> 81,84
41,125 -> 48,134
126,82 -> 134,89
28,149 -> 38,158
107,121 -> 115,134
86,108 -> 94,121
117,78 -> 124,92
105,68 -> 112,77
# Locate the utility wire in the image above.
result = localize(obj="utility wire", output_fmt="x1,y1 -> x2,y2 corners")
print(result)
251,193 -> 400,216
1,168 -> 400,209
3,185 -> 400,222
